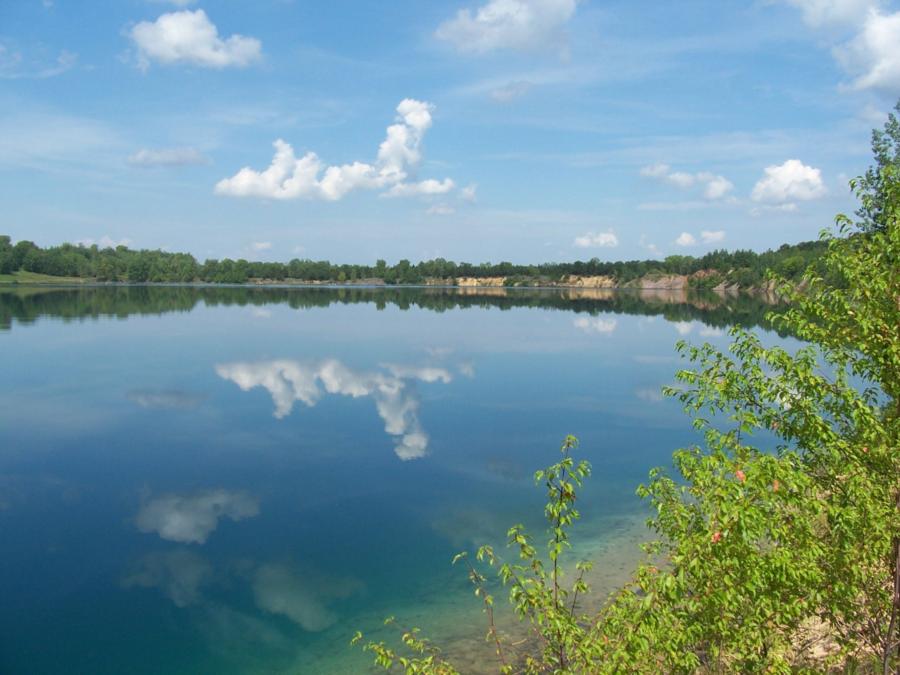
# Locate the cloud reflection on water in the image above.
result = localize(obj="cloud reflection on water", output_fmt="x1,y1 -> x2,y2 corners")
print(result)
136,489 -> 260,544
122,549 -> 213,607
215,358 -> 454,460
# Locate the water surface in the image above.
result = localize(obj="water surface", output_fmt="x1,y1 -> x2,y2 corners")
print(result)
0,286 -> 783,674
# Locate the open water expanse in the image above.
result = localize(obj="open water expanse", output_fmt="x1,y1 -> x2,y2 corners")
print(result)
0,286 -> 789,674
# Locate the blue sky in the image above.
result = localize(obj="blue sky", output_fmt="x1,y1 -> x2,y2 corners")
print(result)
1,0 -> 898,263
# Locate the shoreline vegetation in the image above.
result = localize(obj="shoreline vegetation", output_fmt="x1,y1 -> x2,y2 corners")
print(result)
0,235 -> 825,293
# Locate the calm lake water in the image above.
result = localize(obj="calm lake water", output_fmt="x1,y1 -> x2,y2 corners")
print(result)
0,286 -> 784,674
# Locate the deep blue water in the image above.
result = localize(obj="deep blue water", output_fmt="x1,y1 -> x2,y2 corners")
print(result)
0,286 -> 785,674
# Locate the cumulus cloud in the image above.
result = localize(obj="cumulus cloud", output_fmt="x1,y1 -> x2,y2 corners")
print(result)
215,99 -> 456,202
251,241 -> 272,252
573,316 -> 617,335
136,489 -> 260,544
835,9 -> 900,92
781,1 -> 900,92
127,147 -> 208,167
215,359 -> 453,460
461,183 -> 478,202
674,232 -> 697,247
640,163 -> 734,200
751,159 -> 826,204
435,0 -> 577,54
130,10 -> 262,70
122,549 -> 213,607
252,563 -> 363,632
383,178 -> 455,198
573,230 -> 619,248
700,230 -> 726,244
126,389 -> 205,410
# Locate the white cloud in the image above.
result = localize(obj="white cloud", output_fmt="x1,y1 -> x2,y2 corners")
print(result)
781,1 -> 900,92
700,230 -> 726,244
783,0 -> 877,28
461,183 -> 478,202
699,326 -> 725,337
215,99 -> 456,202
674,232 -> 697,247
127,146 -> 208,167
130,10 -> 262,70
251,241 -> 272,252
490,80 -> 533,102
573,230 -> 619,248
751,159 -> 826,204
215,359 -> 453,460
835,9 -> 900,91
573,316 -> 617,335
252,564 -> 362,632
383,178 -> 455,198
701,174 -> 735,200
640,163 -> 734,201
122,550 -> 212,608
76,235 -> 132,249
136,489 -> 260,544
435,0 -> 577,54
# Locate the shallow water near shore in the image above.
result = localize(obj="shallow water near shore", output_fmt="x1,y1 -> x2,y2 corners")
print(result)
0,286 -> 790,674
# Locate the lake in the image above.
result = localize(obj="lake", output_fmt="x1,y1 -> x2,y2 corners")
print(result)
0,286 -> 784,674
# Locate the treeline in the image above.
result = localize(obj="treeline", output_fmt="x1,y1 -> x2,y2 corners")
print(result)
0,234 -> 827,286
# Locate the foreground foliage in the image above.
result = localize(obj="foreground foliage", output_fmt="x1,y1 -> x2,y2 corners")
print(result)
353,106 -> 900,673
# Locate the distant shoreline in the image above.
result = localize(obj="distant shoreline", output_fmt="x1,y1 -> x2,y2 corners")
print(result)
0,274 -> 779,295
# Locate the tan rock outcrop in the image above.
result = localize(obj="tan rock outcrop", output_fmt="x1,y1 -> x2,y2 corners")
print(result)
455,276 -> 506,287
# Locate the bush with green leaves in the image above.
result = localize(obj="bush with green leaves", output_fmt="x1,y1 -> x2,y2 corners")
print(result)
354,104 -> 900,673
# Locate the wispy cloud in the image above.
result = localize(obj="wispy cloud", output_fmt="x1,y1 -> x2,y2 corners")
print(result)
435,0 -> 577,55
127,147 -> 208,167
0,44 -> 77,80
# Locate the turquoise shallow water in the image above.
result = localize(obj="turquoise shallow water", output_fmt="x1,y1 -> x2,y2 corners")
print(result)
0,287 -> 785,674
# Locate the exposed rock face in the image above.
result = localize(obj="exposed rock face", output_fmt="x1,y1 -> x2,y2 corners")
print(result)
563,275 -> 617,288
629,274 -> 688,290
455,276 -> 506,287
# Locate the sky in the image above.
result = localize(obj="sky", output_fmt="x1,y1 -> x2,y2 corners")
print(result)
1,0 -> 898,264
